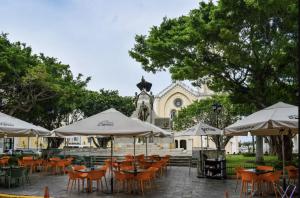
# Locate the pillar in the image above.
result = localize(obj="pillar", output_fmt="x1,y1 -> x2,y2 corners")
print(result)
256,136 -> 264,163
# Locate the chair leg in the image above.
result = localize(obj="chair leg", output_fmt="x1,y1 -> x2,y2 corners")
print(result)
67,179 -> 70,191
239,182 -> 243,198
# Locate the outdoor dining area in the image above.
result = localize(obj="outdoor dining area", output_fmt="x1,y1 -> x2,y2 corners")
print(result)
64,153 -> 170,195
0,103 -> 298,197
235,165 -> 298,198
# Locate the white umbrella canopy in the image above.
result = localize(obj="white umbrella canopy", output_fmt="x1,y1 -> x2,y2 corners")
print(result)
224,102 -> 298,136
0,112 -> 50,137
54,108 -> 152,137
53,108 -> 153,194
224,102 -> 298,189
175,121 -> 222,137
131,118 -> 172,137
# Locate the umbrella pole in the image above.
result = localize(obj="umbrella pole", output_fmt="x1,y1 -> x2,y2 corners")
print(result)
281,134 -> 286,190
64,138 -> 66,158
28,137 -> 30,149
110,136 -> 114,194
36,137 -> 39,150
133,136 -> 136,169
200,135 -> 204,176
145,137 -> 148,157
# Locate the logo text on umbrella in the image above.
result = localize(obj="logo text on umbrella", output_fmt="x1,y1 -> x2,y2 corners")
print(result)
97,120 -> 114,127
0,122 -> 14,127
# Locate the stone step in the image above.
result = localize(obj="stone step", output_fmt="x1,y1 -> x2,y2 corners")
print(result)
80,155 -> 194,167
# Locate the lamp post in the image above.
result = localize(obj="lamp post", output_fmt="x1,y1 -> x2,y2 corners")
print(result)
212,103 -> 222,158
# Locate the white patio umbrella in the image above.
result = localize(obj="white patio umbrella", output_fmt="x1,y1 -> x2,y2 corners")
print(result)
53,108 -> 152,193
0,112 -> 50,137
224,102 -> 298,188
175,121 -> 222,177
175,121 -> 222,149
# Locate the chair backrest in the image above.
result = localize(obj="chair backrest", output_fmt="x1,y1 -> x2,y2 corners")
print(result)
136,154 -> 144,161
147,167 -> 159,177
67,170 -> 77,180
49,157 -> 61,161
87,170 -> 105,180
72,165 -> 86,171
285,165 -> 297,171
125,155 -> 133,161
234,167 -> 245,178
256,165 -> 274,171
121,161 -> 132,167
120,165 -> 133,171
240,171 -> 258,182
23,156 -> 33,161
113,171 -> 127,180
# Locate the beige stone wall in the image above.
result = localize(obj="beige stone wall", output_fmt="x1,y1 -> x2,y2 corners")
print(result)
154,85 -> 198,118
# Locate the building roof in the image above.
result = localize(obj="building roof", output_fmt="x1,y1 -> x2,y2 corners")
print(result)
155,81 -> 200,98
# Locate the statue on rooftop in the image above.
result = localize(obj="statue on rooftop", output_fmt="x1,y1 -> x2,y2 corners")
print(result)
138,101 -> 149,121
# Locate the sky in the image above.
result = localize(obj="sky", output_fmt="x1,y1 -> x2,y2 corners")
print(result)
0,0 -> 200,96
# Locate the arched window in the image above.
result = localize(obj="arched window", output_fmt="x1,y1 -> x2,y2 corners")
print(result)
180,140 -> 187,150
175,140 -> 178,148
170,109 -> 177,120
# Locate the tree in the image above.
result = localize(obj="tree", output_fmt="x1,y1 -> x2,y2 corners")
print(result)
173,94 -> 253,149
78,89 -> 135,117
78,89 -> 135,148
0,33 -> 90,130
129,0 -> 298,161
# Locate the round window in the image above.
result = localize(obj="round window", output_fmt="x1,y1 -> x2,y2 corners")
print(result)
174,98 -> 183,107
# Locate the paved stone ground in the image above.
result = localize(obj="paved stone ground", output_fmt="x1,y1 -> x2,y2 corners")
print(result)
0,167 -> 279,198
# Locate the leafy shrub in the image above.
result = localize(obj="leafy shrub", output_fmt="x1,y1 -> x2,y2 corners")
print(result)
242,153 -> 255,157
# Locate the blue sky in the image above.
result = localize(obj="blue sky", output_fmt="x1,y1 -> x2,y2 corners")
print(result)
0,0 -> 200,96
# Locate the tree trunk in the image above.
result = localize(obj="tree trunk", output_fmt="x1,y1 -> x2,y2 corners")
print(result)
256,136 -> 264,163
271,135 -> 293,161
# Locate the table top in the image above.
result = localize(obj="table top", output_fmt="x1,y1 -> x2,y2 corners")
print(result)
244,169 -> 273,175
122,168 -> 146,174
75,166 -> 103,173
144,159 -> 157,163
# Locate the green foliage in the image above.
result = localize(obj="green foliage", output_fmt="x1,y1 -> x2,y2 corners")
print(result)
173,94 -> 253,147
173,94 -> 253,131
129,0 -> 298,109
242,153 -> 256,157
79,89 -> 135,117
0,33 -> 135,130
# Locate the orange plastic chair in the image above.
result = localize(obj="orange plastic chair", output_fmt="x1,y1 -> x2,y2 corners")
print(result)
151,161 -> 164,176
23,156 -> 34,161
147,166 -> 159,187
135,171 -> 153,195
256,166 -> 274,171
120,165 -> 134,172
260,170 -> 282,198
86,170 -> 107,192
114,170 -> 133,193
66,170 -> 78,191
124,154 -> 134,161
285,166 -> 298,184
55,160 -> 69,174
239,171 -> 260,198
72,165 -> 86,171
74,170 -> 88,192
234,167 -> 245,192
136,154 -> 144,161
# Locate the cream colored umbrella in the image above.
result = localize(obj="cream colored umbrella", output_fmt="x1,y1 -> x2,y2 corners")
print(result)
53,108 -> 152,193
0,112 -> 50,137
224,102 -> 298,188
